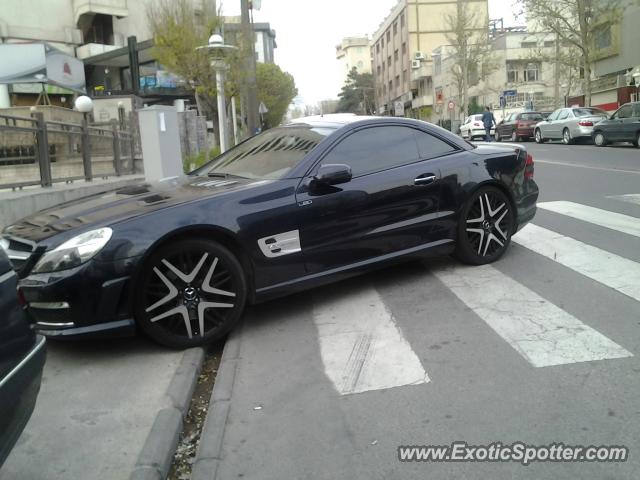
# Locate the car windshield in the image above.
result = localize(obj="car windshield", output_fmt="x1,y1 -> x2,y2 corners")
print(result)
473,115 -> 483,121
520,113 -> 543,121
195,126 -> 335,180
574,108 -> 607,117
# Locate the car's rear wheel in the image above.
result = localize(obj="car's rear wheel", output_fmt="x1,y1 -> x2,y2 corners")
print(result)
495,130 -> 501,142
455,186 -> 515,265
511,130 -> 518,142
562,128 -> 573,145
135,239 -> 247,348
593,131 -> 607,147
634,131 -> 640,148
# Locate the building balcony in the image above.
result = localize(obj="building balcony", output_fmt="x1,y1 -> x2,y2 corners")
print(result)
74,0 -> 129,24
412,94 -> 434,109
411,64 -> 432,85
76,43 -> 121,60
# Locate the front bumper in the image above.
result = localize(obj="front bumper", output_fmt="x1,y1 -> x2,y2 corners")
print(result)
19,257 -> 140,339
516,127 -> 534,138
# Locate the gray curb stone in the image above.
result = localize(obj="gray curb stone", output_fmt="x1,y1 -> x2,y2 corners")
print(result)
129,347 -> 205,480
191,329 -> 242,480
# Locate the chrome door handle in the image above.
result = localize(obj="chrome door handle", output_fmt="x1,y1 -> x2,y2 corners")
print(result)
414,175 -> 437,186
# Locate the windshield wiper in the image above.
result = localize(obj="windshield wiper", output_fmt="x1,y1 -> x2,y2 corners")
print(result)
207,172 -> 248,179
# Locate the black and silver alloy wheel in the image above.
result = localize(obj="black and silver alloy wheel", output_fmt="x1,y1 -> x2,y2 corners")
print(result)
136,239 -> 246,348
534,129 -> 543,143
562,128 -> 572,145
455,187 -> 515,265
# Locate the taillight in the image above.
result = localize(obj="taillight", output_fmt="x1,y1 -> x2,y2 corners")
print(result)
578,120 -> 593,126
524,153 -> 534,180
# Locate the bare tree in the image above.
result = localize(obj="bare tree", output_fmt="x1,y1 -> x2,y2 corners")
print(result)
443,0 -> 498,119
518,0 -> 629,106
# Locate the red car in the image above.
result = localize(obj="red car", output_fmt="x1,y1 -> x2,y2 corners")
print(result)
495,112 -> 544,142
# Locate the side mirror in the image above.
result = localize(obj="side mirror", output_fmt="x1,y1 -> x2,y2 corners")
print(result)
314,164 -> 352,186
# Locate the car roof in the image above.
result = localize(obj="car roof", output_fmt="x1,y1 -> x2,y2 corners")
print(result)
287,114 -> 381,128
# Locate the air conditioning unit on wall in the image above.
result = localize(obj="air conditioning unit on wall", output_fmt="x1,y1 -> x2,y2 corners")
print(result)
414,52 -> 426,61
411,60 -> 421,69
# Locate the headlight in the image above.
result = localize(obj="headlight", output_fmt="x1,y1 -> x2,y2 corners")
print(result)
32,228 -> 113,274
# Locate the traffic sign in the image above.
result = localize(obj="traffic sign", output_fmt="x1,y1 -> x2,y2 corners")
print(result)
394,101 -> 405,117
503,89 -> 517,97
447,100 -> 455,111
258,102 -> 269,114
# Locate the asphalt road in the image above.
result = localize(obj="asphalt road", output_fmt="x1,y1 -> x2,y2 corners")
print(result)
0,337 -> 184,480
206,142 -> 640,480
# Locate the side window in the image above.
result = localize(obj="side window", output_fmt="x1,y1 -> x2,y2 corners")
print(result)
547,109 -> 560,121
322,126 -> 418,177
415,130 -> 456,160
616,105 -> 632,119
633,104 -> 640,118
558,109 -> 570,120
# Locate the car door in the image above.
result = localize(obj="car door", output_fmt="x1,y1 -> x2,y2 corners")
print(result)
553,108 -> 571,138
295,124 -> 460,274
461,116 -> 471,137
617,104 -> 638,142
498,114 -> 512,137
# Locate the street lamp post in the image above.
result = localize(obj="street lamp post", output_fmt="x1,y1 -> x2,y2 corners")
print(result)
197,33 -> 237,153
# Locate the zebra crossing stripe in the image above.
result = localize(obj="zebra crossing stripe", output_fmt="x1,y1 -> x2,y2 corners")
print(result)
434,264 -> 632,368
608,194 -> 640,206
312,283 -> 429,395
513,224 -> 640,302
538,201 -> 640,238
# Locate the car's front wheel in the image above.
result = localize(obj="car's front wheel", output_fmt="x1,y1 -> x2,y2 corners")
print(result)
495,130 -> 501,142
593,131 -> 607,147
455,186 -> 515,265
511,130 -> 518,142
534,129 -> 545,144
135,238 -> 247,348
562,128 -> 573,145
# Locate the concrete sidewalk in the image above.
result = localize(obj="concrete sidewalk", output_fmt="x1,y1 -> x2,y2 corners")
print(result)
0,336 -> 203,480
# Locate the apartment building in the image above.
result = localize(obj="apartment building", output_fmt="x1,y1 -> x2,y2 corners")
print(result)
370,0 -> 488,118
336,37 -> 372,75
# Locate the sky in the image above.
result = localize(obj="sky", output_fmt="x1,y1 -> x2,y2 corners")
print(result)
221,0 -> 520,105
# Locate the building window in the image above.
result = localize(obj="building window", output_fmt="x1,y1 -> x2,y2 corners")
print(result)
388,55 -> 392,67
376,43 -> 380,53
506,62 -> 519,83
544,40 -> 555,48
381,38 -> 384,48
389,80 -> 393,92
393,22 -> 398,36
387,31 -> 391,42
595,23 -> 612,50
402,69 -> 407,85
395,75 -> 400,89
402,42 -> 407,56
400,13 -> 405,28
394,49 -> 399,61
521,41 -> 537,48
377,65 -> 381,75
434,55 -> 441,75
358,60 -> 364,69
524,63 -> 540,82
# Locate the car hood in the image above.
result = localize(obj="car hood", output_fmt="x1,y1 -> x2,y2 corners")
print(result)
3,175 -> 266,243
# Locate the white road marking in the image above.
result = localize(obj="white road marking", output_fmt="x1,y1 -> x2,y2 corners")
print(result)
535,159 -> 640,175
608,194 -> 640,206
538,201 -> 640,238
434,264 -> 632,367
513,224 -> 640,302
312,283 -> 429,395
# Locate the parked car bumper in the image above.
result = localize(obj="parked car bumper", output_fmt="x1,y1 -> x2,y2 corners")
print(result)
0,335 -> 46,467
516,127 -> 535,138
570,125 -> 596,138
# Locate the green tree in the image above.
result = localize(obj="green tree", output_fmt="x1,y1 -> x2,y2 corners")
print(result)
256,63 -> 298,129
337,68 -> 375,115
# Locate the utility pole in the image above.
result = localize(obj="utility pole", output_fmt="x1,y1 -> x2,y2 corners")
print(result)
241,0 -> 259,136
553,31 -> 560,109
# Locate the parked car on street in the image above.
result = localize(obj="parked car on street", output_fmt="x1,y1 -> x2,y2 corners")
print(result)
1,116 -> 538,349
495,112 -> 544,142
534,107 -> 608,144
460,114 -> 496,140
0,247 -> 46,468
592,101 -> 640,147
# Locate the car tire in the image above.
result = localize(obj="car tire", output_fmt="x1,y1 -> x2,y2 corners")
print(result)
634,131 -> 640,148
511,131 -> 518,142
593,131 -> 607,147
534,129 -> 544,144
562,128 -> 573,145
495,130 -> 501,142
454,186 -> 515,266
135,238 -> 247,348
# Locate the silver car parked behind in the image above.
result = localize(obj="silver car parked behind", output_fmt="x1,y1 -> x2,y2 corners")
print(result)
534,107 -> 608,144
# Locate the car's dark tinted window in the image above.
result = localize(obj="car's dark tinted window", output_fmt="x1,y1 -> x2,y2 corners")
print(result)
198,126 -> 335,179
633,104 -> 640,117
415,130 -> 456,159
574,107 -> 607,117
322,126 -> 419,177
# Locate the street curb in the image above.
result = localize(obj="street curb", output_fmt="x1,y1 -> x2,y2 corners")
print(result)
129,347 -> 206,480
191,329 -> 242,480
